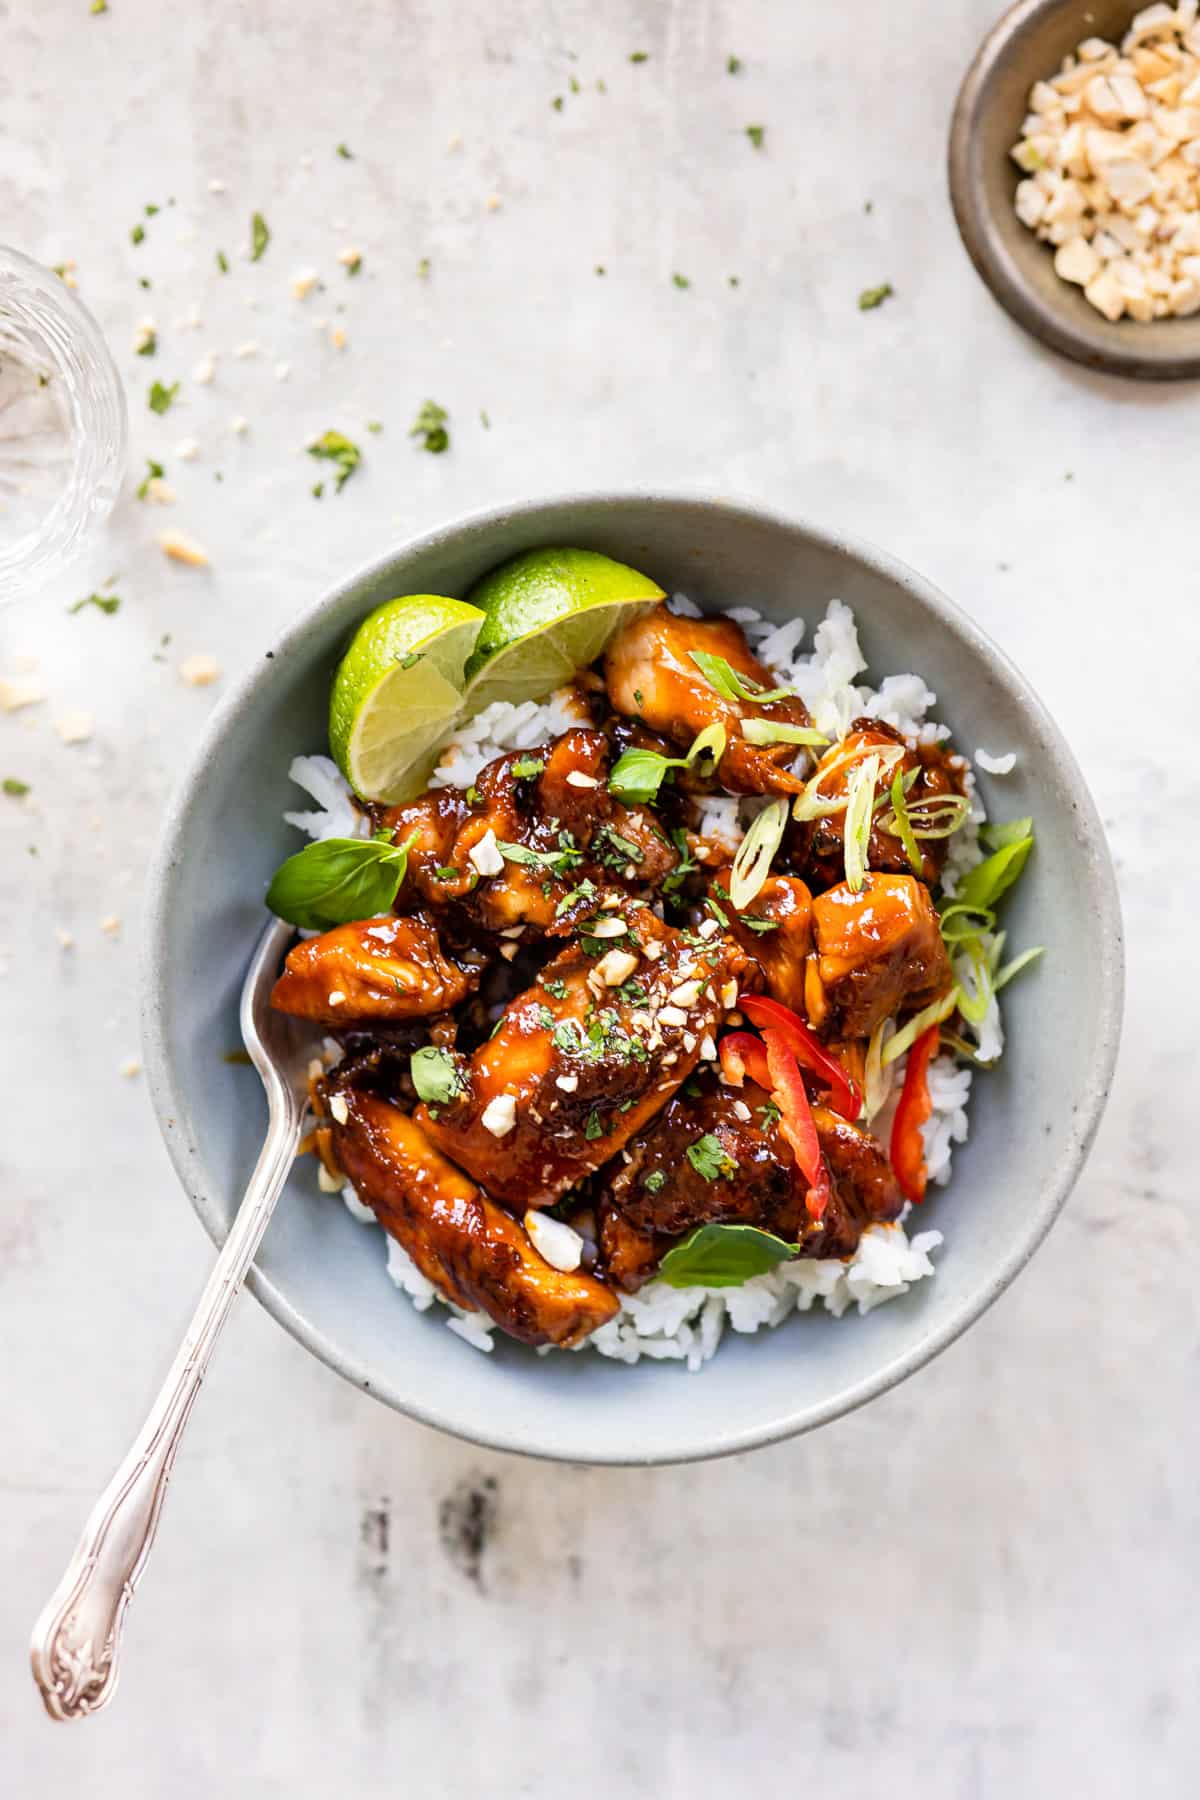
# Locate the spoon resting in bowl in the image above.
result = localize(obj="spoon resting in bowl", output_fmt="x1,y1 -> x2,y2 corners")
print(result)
29,917 -> 306,1720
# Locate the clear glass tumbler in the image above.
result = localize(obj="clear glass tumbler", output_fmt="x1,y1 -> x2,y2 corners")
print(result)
0,245 -> 127,605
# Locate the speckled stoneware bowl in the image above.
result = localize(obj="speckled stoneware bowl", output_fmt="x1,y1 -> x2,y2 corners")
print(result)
949,0 -> 1200,379
142,493 -> 1123,1465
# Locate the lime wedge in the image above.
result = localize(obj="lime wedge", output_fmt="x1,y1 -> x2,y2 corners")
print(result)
462,546 -> 664,712
329,594 -> 485,802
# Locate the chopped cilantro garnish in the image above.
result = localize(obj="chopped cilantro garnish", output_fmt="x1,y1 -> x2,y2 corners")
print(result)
584,1110 -> 604,1140
643,1169 -> 666,1194
148,380 -> 178,415
543,978 -> 568,1000
758,1100 -> 782,1128
552,95 -> 564,111
498,838 -> 581,876
130,223 -> 145,246
410,399 -> 450,453
687,1134 -> 737,1181
3,778 -> 30,796
307,429 -> 361,492
336,142 -> 354,159
398,651 -> 422,669
511,757 -> 545,779
594,824 -> 643,870
343,251 -> 363,276
672,272 -> 690,289
629,50 -> 649,62
366,420 -> 383,433
68,592 -> 121,617
726,54 -> 742,74
569,75 -> 581,93
745,125 -> 765,150
740,915 -> 780,934
136,457 -> 165,499
417,257 -> 431,279
465,785 -> 482,807
534,1004 -> 556,1029
311,481 -> 324,499
136,329 -> 157,357
554,878 -> 597,917
858,282 -> 893,311
480,409 -> 491,429
145,203 -> 159,217
434,866 -> 459,880
216,249 -> 229,274
705,895 -> 729,927
595,264 -> 606,276
250,211 -> 270,261
91,1 -> 108,13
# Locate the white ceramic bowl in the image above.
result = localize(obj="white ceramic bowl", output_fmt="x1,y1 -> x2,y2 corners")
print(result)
142,493 -> 1123,1465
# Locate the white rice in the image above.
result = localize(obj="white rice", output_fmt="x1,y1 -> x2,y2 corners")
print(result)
284,596 -> 1013,1370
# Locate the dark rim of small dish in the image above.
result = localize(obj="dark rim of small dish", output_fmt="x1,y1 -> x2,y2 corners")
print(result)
948,0 -> 1200,381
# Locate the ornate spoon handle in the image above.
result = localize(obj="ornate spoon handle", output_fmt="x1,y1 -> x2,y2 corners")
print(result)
30,1107 -> 302,1720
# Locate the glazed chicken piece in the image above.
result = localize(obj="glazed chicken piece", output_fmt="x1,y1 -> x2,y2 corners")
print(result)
271,912 -> 487,1025
719,873 -> 813,1013
598,1081 -> 903,1287
808,873 -> 953,1039
604,603 -> 817,795
330,1087 -> 618,1346
417,897 -> 748,1210
374,729 -> 678,935
790,719 -> 966,892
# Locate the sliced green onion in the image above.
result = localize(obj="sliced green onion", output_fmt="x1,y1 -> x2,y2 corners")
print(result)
863,1016 -> 896,1121
728,797 -> 789,908
881,989 -> 958,1067
954,940 -> 995,1026
899,793 -> 972,838
688,649 -> 795,706
608,723 -> 727,804
842,752 -> 880,892
954,829 -> 1034,913
791,740 -> 906,823
884,768 -> 922,874
979,816 -> 1032,851
995,945 -> 1044,991
939,1029 -> 998,1068
938,901 -> 997,946
740,718 -> 829,748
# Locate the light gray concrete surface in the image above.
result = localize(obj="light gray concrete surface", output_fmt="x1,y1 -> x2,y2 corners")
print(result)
1,0 -> 1196,1793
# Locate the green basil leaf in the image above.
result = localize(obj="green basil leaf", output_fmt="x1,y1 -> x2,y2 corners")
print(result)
265,834 -> 414,930
608,747 -> 672,803
657,1222 -> 797,1289
410,1045 -> 464,1105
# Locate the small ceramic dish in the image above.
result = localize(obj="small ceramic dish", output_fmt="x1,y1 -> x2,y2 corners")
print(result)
142,493 -> 1123,1465
949,0 -> 1200,379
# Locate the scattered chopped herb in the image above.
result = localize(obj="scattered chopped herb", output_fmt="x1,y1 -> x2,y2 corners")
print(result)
740,915 -> 780,935
644,1169 -> 666,1194
672,272 -> 690,289
479,409 -> 491,429
410,1045 -> 464,1105
366,420 -> 383,434
584,1110 -> 604,1140
336,142 -> 354,159
91,0 -> 107,13
145,203 -> 159,218
398,651 -> 422,670
728,275 -> 740,287
216,249 -> 229,274
307,429 -> 361,492
689,649 -> 794,706
552,95 -> 564,111
758,1100 -> 782,1128
595,264 -> 606,276
130,223 -> 145,246
136,457 -> 165,499
661,826 -> 698,897
410,399 -> 449,453
250,211 -> 270,261
705,895 -> 729,928
570,75 -> 581,93
864,199 -> 874,214
511,757 -> 545,779
434,865 -> 459,880
597,77 -> 607,93
858,281 -> 893,311
148,379 -> 179,415
417,257 -> 431,278
138,277 -> 151,289
555,877 -> 597,917
629,50 -> 649,63
609,723 -> 726,805
687,1134 -> 737,1181
633,688 -> 644,708
534,1004 -> 556,1029
543,979 -> 568,1000
465,785 -> 482,807
3,778 -> 30,796
311,481 -> 324,498
343,250 -> 363,276
497,838 -> 582,876
727,55 -> 742,74
68,591 -> 121,617
135,328 -> 157,357
745,124 -> 765,150
594,824 -> 644,869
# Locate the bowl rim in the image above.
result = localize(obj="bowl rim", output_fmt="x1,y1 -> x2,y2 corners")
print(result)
141,489 -> 1125,1465
947,0 -> 1200,381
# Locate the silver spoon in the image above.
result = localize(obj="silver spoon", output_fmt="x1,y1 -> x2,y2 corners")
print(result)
30,917 -> 309,1721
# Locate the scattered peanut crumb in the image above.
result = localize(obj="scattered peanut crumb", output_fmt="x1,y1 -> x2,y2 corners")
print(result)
0,677 -> 47,712
160,529 -> 210,567
485,193 -> 503,211
234,340 -> 260,358
208,178 -> 226,194
55,928 -> 75,950
231,415 -> 249,435
330,324 -> 348,349
192,355 -> 216,384
55,710 -> 94,745
175,437 -> 200,461
133,318 -> 156,354
180,654 -> 221,687
275,361 -> 291,381
100,914 -> 121,936
292,269 -> 320,300
120,1056 -> 142,1079
144,476 -> 176,504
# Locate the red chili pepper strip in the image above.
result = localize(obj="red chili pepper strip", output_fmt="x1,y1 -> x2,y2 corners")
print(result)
762,1027 -> 831,1223
738,992 -> 862,1122
890,1023 -> 939,1205
718,1030 -> 772,1091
